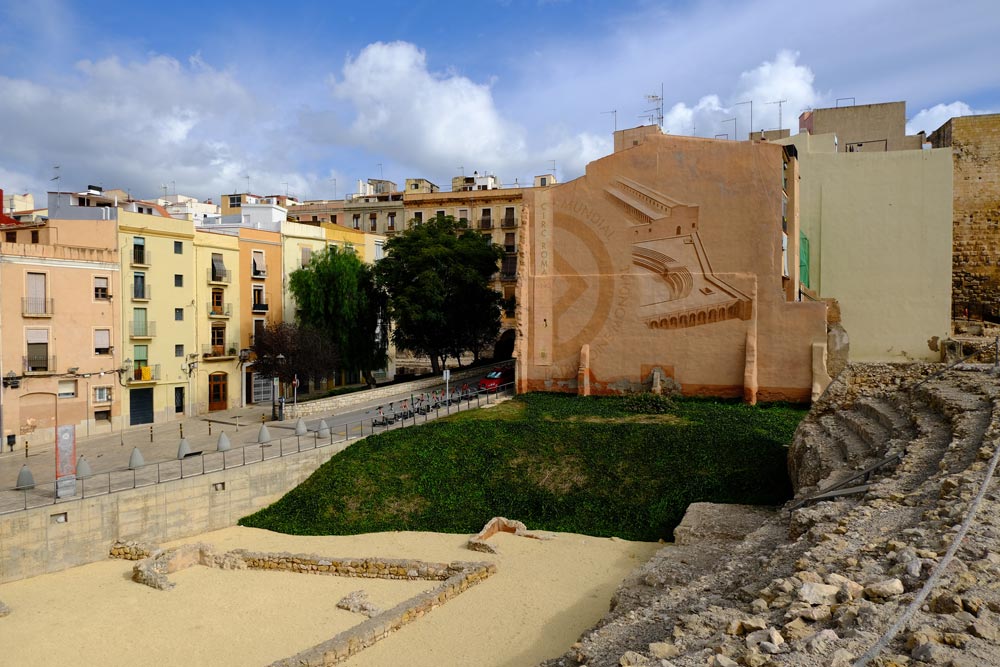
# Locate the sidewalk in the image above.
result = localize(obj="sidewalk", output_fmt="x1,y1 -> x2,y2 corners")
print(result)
0,365 -> 504,494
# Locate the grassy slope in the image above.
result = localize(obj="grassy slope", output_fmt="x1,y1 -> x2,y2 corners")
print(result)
239,393 -> 806,542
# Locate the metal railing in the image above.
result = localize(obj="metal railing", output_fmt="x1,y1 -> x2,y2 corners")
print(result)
207,268 -> 231,284
202,343 -> 239,359
131,249 -> 151,266
132,284 -> 151,300
251,301 -> 269,313
501,217 -> 516,228
0,381 -> 516,515
130,364 -> 161,382
207,302 -> 232,317
23,355 -> 56,373
129,321 -> 157,338
22,297 -> 54,316
479,217 -> 493,229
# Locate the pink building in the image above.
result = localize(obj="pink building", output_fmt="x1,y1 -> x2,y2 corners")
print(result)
0,189 -> 123,447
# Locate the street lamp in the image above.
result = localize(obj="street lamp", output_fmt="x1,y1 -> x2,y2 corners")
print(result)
271,353 -> 285,421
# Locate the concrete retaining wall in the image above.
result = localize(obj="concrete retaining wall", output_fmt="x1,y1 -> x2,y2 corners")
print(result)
0,437 -> 350,585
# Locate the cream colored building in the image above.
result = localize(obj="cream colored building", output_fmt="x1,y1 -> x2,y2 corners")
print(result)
799,101 -> 926,153
779,132 -> 952,361
192,229 -> 243,413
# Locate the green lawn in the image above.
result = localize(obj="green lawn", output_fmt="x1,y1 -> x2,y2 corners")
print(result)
239,393 -> 806,542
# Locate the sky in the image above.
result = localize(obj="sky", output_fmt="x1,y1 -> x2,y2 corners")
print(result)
1,0 -> 998,205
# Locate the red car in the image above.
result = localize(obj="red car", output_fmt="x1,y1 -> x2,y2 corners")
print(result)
477,366 -> 514,392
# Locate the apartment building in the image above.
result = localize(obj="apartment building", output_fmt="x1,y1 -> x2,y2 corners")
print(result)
798,101 -> 926,153
0,189 -> 123,447
193,229 -> 242,413
287,199 -> 345,226
343,179 -> 404,236
239,227 -> 283,406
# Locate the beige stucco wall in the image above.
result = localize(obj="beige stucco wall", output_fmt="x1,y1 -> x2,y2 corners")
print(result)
193,230 -> 242,413
783,133 -> 953,361
517,134 -> 827,402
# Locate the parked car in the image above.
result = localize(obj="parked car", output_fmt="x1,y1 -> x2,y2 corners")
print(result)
477,366 -> 514,392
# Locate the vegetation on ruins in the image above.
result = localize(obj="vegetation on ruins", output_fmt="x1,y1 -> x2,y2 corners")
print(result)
239,393 -> 806,542
374,214 -> 505,373
288,246 -> 388,386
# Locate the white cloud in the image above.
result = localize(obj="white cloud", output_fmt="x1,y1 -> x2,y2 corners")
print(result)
906,101 -> 994,136
328,41 -> 607,185
661,51 -> 822,140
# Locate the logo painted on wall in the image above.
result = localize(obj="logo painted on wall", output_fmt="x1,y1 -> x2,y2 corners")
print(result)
605,178 -> 752,330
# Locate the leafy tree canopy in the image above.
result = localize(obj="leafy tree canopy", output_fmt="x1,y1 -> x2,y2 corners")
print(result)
375,214 -> 504,373
250,320 -> 339,386
288,246 -> 388,385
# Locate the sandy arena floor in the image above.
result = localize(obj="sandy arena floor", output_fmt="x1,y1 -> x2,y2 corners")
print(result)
0,526 -> 660,667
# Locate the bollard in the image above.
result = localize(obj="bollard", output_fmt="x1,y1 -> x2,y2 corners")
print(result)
24,439 -> 28,459
217,431 -> 231,452
177,438 -> 191,459
208,421 -> 212,436
149,425 -> 154,443
180,423 -> 184,438
235,415 -> 239,431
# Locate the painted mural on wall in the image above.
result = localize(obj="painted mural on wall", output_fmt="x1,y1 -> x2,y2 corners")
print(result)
606,178 -> 752,330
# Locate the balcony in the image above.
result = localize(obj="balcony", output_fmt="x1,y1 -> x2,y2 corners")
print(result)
23,354 -> 56,374
132,284 -> 151,301
22,297 -> 54,317
130,248 -> 151,267
251,300 -> 269,313
129,364 -> 161,383
479,218 -> 493,230
202,343 -> 238,360
501,216 -> 516,228
251,265 -> 267,279
504,244 -> 516,253
129,321 -> 157,338
500,272 -> 517,282
207,268 -> 231,284
207,302 -> 232,318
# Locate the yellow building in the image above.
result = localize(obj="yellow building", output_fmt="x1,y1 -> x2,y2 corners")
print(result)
193,229 -> 242,413
116,207 -> 198,424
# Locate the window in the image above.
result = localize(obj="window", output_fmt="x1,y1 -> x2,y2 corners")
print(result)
133,272 -> 147,299
252,250 -> 266,277
175,387 -> 184,414
252,286 -> 264,304
301,246 -> 312,267
228,195 -> 242,209
352,214 -> 360,229
132,236 -> 146,264
175,308 -> 184,321
26,329 -> 49,371
30,230 -> 39,243
95,409 -> 111,422
504,232 -> 516,253
133,307 -> 148,336
57,380 -> 77,398
174,241 -> 183,254
253,319 -> 265,345
94,329 -> 111,355
480,209 -> 492,229
540,177 -> 548,187
211,324 -> 226,348
175,344 -> 184,357
387,212 -> 396,230
502,255 -> 517,276
94,386 -> 111,403
94,276 -> 109,300
436,210 -> 445,218
4,231 -> 15,243
26,271 -> 47,314
172,274 -> 182,287
374,241 -> 385,261
211,289 -> 224,313
503,207 -> 516,227
413,211 -> 423,225
133,344 -> 148,379
458,208 -> 469,224
211,253 -> 226,281
410,183 -> 418,190
369,212 -> 377,231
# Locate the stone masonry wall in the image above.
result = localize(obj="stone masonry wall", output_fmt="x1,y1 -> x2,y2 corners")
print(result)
930,114 -> 1000,313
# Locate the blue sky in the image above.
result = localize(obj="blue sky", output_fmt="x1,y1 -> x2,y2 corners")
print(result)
1,0 -> 998,205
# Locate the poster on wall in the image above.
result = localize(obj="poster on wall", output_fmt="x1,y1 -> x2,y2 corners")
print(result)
55,424 -> 77,499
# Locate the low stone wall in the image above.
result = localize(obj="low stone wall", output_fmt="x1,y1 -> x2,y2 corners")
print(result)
288,366 -> 487,419
109,539 -> 495,666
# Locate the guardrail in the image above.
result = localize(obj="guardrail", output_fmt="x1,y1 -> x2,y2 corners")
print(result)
0,381 -> 516,515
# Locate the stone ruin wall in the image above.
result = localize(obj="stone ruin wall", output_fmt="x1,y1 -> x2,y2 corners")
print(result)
931,114 -> 1000,315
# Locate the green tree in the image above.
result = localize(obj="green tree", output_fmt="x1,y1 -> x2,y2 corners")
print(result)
376,214 -> 504,373
289,246 -> 388,386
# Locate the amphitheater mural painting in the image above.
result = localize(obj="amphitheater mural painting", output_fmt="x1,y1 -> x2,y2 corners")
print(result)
517,133 -> 829,401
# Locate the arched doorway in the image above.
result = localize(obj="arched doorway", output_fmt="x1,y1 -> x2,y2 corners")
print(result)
208,372 -> 228,412
493,329 -> 516,360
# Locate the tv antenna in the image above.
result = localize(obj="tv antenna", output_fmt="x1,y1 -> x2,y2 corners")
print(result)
645,83 -> 664,127
243,174 -> 251,193
50,165 -> 61,182
601,109 -> 617,132
766,99 -> 787,131
733,100 -> 752,138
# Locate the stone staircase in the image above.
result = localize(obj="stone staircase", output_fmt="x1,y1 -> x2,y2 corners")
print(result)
541,363 -> 1000,667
